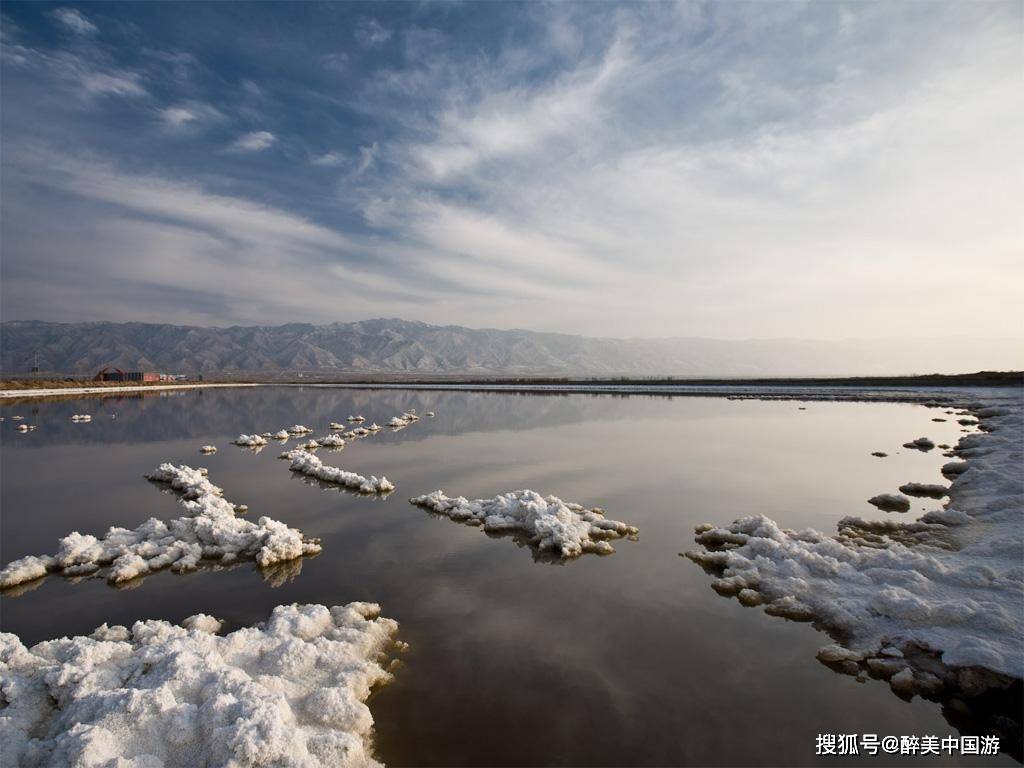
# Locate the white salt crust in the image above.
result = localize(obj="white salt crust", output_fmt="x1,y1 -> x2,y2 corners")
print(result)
410,489 -> 638,558
0,602 -> 400,767
286,450 -> 394,494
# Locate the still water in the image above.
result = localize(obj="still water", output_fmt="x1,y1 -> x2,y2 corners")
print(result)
0,386 -> 1012,766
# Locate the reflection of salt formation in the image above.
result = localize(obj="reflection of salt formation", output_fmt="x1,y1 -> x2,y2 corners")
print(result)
260,552 -> 314,587
0,464 -> 321,590
410,489 -> 638,558
684,394 -> 1023,754
286,450 -> 395,494
0,602 -> 402,768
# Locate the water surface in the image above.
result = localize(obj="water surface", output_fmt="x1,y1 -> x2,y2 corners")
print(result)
0,387 -> 1009,766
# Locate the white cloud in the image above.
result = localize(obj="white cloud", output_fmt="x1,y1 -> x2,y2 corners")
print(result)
354,143 -> 378,175
231,130 -> 276,151
50,7 -> 97,35
157,102 -> 223,130
310,151 -> 344,167
355,18 -> 392,47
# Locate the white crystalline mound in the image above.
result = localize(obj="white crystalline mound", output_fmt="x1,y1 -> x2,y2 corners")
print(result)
410,489 -> 638,558
686,392 -> 1024,678
287,425 -> 313,435
286,450 -> 394,494
234,434 -> 268,447
273,429 -> 290,440
199,445 -> 217,454
318,434 -> 346,448
0,602 -> 399,768
387,417 -> 407,428
0,464 -> 321,589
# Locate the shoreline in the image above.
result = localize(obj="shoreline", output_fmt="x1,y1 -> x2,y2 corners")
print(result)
0,382 -> 260,400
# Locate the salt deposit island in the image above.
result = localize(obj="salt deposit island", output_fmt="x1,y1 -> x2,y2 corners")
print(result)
684,390 -> 1022,751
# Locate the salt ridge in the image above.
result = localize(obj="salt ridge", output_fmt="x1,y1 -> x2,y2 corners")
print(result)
0,464 -> 321,589
410,489 -> 638,558
286,450 -> 394,494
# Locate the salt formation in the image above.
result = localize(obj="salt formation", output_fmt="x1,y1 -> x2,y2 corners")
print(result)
286,450 -> 394,494
199,445 -> 217,454
942,461 -> 969,477
347,427 -> 370,438
871,451 -> 888,458
902,436 -> 935,450
387,417 -> 407,428
0,464 -> 321,589
273,429 -> 290,440
898,482 -> 949,498
17,424 -> 29,432
70,414 -> 91,422
287,425 -> 314,435
347,415 -> 365,422
0,602 -> 401,768
318,434 -> 346,448
426,411 -> 435,417
233,434 -> 268,447
867,494 -> 911,512
685,392 -> 1024,685
297,439 -> 320,451
410,489 -> 638,558
329,422 -> 346,430
368,423 -> 382,431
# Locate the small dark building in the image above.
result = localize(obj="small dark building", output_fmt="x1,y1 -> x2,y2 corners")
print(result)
93,366 -> 160,383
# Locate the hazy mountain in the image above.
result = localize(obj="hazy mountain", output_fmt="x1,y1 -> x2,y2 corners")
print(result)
2,319 -> 1021,378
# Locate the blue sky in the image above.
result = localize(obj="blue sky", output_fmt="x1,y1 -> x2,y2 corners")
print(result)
1,1 -> 1020,338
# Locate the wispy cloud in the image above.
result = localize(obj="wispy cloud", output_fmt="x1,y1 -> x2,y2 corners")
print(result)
355,18 -> 391,47
310,151 -> 344,167
50,7 -> 98,35
157,101 -> 223,130
230,130 -> 276,151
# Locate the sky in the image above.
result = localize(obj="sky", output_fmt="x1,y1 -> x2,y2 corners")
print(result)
1,1 -> 1021,340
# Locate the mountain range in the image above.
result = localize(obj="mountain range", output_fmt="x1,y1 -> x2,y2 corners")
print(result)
2,319 -> 1021,378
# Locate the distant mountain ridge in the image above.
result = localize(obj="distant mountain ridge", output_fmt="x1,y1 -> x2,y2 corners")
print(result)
2,319 -> 1021,377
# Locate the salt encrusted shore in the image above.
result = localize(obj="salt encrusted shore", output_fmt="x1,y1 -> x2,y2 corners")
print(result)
0,464 -> 321,590
684,389 -> 1023,694
0,383 -> 259,399
0,602 -> 401,767
410,489 -> 638,558
286,450 -> 395,494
